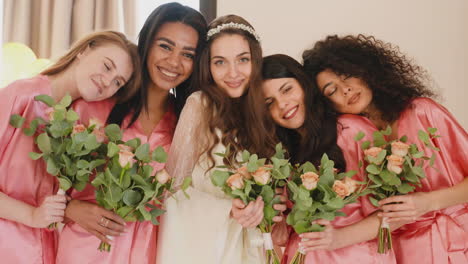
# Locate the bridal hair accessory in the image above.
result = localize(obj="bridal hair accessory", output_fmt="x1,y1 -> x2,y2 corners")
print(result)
207,22 -> 261,42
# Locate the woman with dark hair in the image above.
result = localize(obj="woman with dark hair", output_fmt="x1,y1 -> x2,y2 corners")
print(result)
55,3 -> 207,263
262,54 -> 396,263
0,30 -> 138,264
157,14 -> 279,264
303,35 -> 467,263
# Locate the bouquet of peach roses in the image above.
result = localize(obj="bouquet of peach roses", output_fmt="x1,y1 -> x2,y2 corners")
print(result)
211,143 -> 291,264
355,126 -> 439,253
10,94 -> 107,228
286,154 -> 363,264
91,126 -> 191,252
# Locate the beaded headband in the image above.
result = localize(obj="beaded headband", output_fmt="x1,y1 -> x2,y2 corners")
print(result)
206,22 -> 261,42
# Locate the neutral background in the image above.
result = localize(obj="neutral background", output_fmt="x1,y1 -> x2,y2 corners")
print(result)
218,0 -> 468,129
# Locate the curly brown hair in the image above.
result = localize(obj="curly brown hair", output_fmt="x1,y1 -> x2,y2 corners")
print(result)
302,34 -> 435,123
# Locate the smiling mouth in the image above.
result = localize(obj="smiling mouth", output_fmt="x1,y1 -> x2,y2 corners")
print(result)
158,67 -> 179,79
225,80 -> 244,88
92,79 -> 103,95
348,93 -> 360,105
283,106 -> 298,119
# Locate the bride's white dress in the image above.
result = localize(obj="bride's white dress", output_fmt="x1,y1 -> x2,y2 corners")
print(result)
156,92 -> 264,264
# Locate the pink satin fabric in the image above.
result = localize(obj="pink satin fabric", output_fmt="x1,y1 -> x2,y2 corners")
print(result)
0,76 -> 59,264
388,98 -> 468,264
55,99 -> 176,264
282,115 -> 396,264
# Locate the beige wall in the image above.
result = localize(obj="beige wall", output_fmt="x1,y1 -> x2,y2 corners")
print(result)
218,0 -> 468,129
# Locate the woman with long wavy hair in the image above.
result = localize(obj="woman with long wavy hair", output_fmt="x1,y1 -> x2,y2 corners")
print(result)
157,14 -> 280,264
303,34 -> 467,264
55,3 -> 207,263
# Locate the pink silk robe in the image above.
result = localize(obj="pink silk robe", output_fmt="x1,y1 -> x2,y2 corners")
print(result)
282,114 -> 396,264
55,99 -> 176,264
0,76 -> 59,263
386,98 -> 468,264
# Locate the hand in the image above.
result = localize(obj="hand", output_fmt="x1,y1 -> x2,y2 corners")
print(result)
298,219 -> 336,252
65,200 -> 126,244
30,194 -> 67,228
231,196 -> 264,228
271,188 -> 289,246
378,192 -> 433,223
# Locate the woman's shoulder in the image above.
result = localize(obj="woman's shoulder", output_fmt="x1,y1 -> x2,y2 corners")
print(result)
337,114 -> 376,138
2,75 -> 51,96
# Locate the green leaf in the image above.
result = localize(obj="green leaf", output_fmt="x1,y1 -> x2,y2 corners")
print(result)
116,206 -> 133,218
53,108 -> 66,121
428,127 -> 438,135
46,158 -> 60,175
241,150 -> 250,163
418,130 -> 431,145
73,180 -> 87,191
412,166 -> 425,177
382,125 -> 392,136
122,189 -> 143,206
58,177 -> 72,191
77,160 -> 90,169
150,207 -> 166,218
361,140 -> 371,150
354,131 -> 365,141
429,153 -> 436,167
366,164 -> 381,175
367,174 -> 383,185
372,131 -> 387,147
37,133 -> 52,154
131,174 -> 148,186
379,169 -> 393,183
34,94 -> 56,107
412,151 -> 424,159
135,143 -> 150,162
181,177 -> 192,191
76,169 -> 90,182
369,196 -> 380,207
65,109 -> 79,122
107,142 -> 120,157
399,135 -> 408,143
105,124 -> 122,142
397,183 -> 415,194
300,162 -> 317,173
108,185 -> 123,203
49,121 -> 72,138
247,154 -> 259,172
274,143 -> 286,159
84,134 -> 100,150
211,170 -> 230,187
151,146 -> 167,163
9,114 -> 25,128
59,95 -> 72,108
260,185 -> 274,204
125,138 -> 141,149
324,197 -> 345,210
29,152 -> 43,160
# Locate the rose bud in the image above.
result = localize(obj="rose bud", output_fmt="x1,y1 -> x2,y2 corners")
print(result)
72,124 -> 87,134
386,154 -> 404,174
118,144 -> 134,168
343,177 -> 358,194
226,173 -> 245,190
155,169 -> 171,184
333,180 -> 351,198
93,128 -> 108,143
300,172 -> 319,190
391,141 -> 410,157
45,107 -> 55,121
364,147 -> 385,165
89,117 -> 104,130
252,166 -> 272,185
236,166 -> 252,180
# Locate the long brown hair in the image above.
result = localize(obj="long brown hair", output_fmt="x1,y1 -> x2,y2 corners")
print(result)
195,15 -> 276,168
42,30 -> 141,103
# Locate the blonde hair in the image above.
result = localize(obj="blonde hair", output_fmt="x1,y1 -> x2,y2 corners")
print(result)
42,31 -> 141,103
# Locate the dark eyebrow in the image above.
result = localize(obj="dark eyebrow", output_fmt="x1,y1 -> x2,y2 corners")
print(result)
278,81 -> 289,92
211,51 -> 250,61
156,37 -> 196,52
105,56 -> 128,83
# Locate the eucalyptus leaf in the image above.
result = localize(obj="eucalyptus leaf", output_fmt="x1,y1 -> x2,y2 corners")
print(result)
59,95 -> 72,108
152,146 -> 167,163
58,176 -> 72,191
211,170 -> 230,187
135,143 -> 150,162
354,131 -> 365,141
9,114 -> 25,128
37,133 -> 52,154
29,152 -> 43,160
107,142 -> 120,157
34,94 -> 56,107
123,189 -> 143,206
105,124 -> 122,142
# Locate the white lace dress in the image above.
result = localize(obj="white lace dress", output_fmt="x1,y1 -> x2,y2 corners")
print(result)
156,91 -> 264,264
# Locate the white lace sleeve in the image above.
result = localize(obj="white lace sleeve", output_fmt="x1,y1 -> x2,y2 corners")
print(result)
166,92 -> 206,188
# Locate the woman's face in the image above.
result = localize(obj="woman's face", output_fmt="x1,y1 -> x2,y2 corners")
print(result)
316,69 -> 373,114
75,44 -> 133,102
262,77 -> 306,130
146,22 -> 199,91
210,34 -> 252,98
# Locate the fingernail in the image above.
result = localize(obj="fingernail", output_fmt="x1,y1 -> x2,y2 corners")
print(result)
299,234 -> 303,238
106,235 -> 114,241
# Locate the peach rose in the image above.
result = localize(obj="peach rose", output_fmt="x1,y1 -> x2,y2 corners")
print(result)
300,172 -> 319,190
364,147 -> 385,165
333,180 -> 351,198
343,177 -> 358,194
386,154 -> 404,174
236,166 -> 252,180
391,141 -> 410,157
226,173 -> 245,190
45,107 -> 55,121
118,144 -> 134,168
252,166 -> 272,185
155,169 -> 171,184
72,124 -> 87,134
89,118 -> 104,130
92,128 -> 108,143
